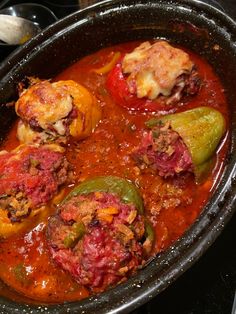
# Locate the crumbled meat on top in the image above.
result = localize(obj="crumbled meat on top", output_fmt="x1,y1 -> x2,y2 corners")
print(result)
132,122 -> 193,177
0,145 -> 72,222
47,192 -> 150,291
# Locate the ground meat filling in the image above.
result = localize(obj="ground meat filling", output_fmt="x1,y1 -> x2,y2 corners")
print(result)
28,105 -> 78,138
164,68 -> 200,105
133,122 -> 193,177
47,192 -> 148,290
0,146 -> 72,222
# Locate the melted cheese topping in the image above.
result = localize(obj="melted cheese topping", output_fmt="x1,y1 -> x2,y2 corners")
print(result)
54,80 -> 102,140
17,120 -> 66,145
17,120 -> 43,144
15,79 -> 102,144
15,80 -> 73,129
122,41 -> 194,99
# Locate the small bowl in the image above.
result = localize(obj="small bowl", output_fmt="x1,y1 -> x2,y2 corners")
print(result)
0,3 -> 58,60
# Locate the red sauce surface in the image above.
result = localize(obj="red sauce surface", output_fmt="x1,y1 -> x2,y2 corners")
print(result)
0,41 -> 229,303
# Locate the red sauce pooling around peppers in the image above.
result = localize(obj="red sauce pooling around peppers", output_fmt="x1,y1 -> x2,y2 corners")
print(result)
0,41 -> 229,303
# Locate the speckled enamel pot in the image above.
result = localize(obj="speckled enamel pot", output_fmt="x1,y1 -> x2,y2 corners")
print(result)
0,0 -> 236,313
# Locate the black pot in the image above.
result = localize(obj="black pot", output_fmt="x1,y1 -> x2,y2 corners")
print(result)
0,0 -> 236,313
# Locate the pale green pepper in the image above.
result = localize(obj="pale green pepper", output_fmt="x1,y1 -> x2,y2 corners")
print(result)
63,222 -> 86,248
63,176 -> 153,248
146,106 -> 226,182
64,176 -> 144,214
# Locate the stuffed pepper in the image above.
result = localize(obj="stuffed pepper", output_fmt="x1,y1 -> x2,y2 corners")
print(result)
47,176 -> 154,291
16,78 -> 101,145
106,40 -> 200,112
132,106 -> 226,182
0,144 -> 73,237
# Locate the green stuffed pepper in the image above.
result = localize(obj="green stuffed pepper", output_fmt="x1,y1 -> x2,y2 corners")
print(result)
47,176 -> 154,291
133,106 -> 226,182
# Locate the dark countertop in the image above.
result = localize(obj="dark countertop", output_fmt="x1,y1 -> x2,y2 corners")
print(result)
0,1 -> 235,313
217,0 -> 236,20
135,213 -> 236,314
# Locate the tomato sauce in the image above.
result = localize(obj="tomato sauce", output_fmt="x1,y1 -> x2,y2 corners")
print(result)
0,41 -> 229,303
